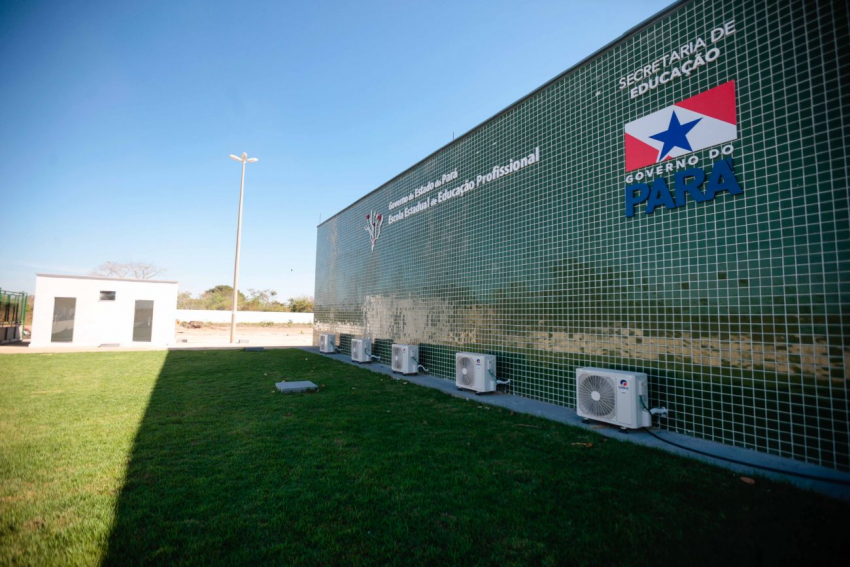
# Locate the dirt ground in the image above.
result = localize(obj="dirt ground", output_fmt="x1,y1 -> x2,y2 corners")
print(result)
175,322 -> 313,347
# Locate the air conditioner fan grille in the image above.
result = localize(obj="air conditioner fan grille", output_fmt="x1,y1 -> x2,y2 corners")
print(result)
392,346 -> 402,369
457,356 -> 475,387
578,374 -> 616,418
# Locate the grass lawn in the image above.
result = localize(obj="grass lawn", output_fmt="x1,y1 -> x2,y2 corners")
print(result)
0,349 -> 847,566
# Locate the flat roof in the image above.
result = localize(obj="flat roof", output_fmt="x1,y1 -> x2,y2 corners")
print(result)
318,0 -> 687,228
36,273 -> 178,285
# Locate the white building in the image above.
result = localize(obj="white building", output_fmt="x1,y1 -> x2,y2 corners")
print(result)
30,274 -> 178,348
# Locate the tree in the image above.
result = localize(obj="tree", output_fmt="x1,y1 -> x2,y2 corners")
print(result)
244,289 -> 288,312
177,292 -> 199,309
176,287 -> 311,312
205,285 -> 243,297
198,285 -> 246,311
91,261 -> 166,280
287,295 -> 314,313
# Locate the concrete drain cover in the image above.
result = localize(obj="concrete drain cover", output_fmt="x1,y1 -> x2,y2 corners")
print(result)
275,381 -> 318,393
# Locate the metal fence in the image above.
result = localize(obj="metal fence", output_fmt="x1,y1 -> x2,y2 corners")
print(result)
0,288 -> 28,343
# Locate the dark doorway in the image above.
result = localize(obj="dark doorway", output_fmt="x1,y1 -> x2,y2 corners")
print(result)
51,297 -> 76,343
132,300 -> 154,342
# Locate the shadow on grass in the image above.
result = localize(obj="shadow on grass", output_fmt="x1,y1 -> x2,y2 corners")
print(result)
103,349 -> 848,566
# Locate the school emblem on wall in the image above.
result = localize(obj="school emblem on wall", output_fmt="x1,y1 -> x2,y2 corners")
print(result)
365,211 -> 383,251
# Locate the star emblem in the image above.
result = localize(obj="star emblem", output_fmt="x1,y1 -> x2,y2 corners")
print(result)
650,111 -> 702,161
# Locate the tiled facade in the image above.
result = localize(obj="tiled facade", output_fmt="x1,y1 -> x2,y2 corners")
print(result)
315,0 -> 850,470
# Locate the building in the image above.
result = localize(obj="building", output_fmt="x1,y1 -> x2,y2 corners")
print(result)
314,0 -> 849,471
30,274 -> 178,348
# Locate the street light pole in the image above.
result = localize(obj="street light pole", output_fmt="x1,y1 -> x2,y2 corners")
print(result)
228,152 -> 258,344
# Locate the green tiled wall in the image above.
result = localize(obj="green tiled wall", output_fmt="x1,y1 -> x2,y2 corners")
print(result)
315,0 -> 850,471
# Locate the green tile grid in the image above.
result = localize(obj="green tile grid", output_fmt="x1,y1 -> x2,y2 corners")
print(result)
314,0 -> 850,471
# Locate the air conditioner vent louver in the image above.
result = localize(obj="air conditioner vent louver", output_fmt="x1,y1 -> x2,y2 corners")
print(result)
577,373 -> 616,418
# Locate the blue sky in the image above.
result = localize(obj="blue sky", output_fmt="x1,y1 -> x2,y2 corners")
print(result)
0,0 -> 672,297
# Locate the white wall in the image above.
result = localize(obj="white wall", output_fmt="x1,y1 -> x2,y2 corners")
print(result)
30,275 -> 178,348
176,310 -> 313,324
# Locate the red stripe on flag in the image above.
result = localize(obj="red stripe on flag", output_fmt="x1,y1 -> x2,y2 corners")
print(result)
625,133 -> 659,171
675,80 -> 737,125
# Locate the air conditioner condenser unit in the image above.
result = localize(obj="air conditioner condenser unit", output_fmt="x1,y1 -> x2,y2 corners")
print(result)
319,334 -> 335,354
575,367 -> 651,429
456,353 -> 497,394
391,344 -> 419,375
351,338 -> 372,363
